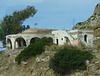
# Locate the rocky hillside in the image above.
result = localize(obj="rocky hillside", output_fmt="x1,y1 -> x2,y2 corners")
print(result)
0,49 -> 57,76
72,3 -> 100,30
1,49 -> 100,76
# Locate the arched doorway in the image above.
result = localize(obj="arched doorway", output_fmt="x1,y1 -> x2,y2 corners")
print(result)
65,37 -> 71,44
84,35 -> 87,43
30,37 -> 40,44
15,37 -> 26,49
7,39 -> 12,49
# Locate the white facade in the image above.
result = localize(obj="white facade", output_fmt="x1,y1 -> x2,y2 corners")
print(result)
52,29 -> 93,46
6,29 -> 93,50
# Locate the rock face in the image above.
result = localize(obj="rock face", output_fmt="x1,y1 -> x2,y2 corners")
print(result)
0,50 -> 56,76
72,3 -> 100,30
1,49 -> 100,76
93,3 -> 100,15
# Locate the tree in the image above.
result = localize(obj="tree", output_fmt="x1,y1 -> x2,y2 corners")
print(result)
26,25 -> 30,30
0,6 -> 37,46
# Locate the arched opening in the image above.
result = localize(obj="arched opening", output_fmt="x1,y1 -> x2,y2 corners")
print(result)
84,35 -> 87,43
15,37 -> 26,49
7,39 -> 12,49
65,37 -> 71,44
48,37 -> 53,43
30,37 -> 40,44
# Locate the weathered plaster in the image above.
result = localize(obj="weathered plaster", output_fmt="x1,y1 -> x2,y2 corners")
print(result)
6,29 -> 93,50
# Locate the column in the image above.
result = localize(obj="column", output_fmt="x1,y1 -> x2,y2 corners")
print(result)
11,38 -> 15,50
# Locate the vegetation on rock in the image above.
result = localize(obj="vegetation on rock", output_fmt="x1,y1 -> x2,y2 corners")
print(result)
49,45 -> 94,74
72,3 -> 100,30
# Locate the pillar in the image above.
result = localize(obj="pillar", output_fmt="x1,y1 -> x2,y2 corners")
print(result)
15,41 -> 18,49
11,38 -> 15,50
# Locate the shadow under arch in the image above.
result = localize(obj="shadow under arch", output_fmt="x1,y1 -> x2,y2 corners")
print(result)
7,39 -> 12,49
65,37 -> 71,44
47,37 -> 53,43
15,37 -> 26,49
30,37 -> 40,44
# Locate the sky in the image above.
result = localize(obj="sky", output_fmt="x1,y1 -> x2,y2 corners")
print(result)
0,0 -> 100,48
0,0 -> 100,30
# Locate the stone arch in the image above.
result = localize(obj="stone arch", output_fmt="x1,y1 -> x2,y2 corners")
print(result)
84,35 -> 87,43
7,39 -> 12,49
30,37 -> 40,44
65,37 -> 71,44
15,37 -> 26,49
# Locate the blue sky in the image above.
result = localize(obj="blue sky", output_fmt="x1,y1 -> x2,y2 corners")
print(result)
0,0 -> 100,48
0,0 -> 100,30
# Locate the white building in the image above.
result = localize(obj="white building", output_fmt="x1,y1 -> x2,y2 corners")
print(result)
6,28 -> 93,50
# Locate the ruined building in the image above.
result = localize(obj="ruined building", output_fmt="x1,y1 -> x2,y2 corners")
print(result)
6,28 -> 93,50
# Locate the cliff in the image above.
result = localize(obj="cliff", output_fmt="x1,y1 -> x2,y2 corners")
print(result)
72,3 -> 100,30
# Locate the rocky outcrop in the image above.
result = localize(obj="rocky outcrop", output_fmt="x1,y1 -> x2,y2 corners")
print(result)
72,3 -> 100,30
93,3 -> 100,15
0,50 -> 56,76
1,49 -> 100,76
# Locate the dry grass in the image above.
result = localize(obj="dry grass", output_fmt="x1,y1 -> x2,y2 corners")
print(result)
94,29 -> 100,36
94,40 -> 100,50
45,44 -> 60,51
0,49 -> 55,76
45,44 -> 74,52
92,52 -> 100,63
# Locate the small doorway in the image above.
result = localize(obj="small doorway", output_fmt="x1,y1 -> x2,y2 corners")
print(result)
84,35 -> 87,43
56,39 -> 59,45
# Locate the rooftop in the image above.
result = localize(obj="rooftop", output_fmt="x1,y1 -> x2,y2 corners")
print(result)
19,28 -> 57,34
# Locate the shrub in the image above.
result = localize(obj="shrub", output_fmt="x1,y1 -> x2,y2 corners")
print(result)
98,14 -> 100,16
15,37 -> 53,64
94,13 -> 96,15
49,45 -> 94,74
77,22 -> 82,25
94,27 -> 100,30
96,35 -> 100,37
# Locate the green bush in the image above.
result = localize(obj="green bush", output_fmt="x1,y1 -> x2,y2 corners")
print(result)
78,22 -> 82,25
49,46 -> 94,74
15,37 -> 53,64
98,14 -> 100,16
94,26 -> 100,30
96,35 -> 100,37
94,13 -> 96,15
